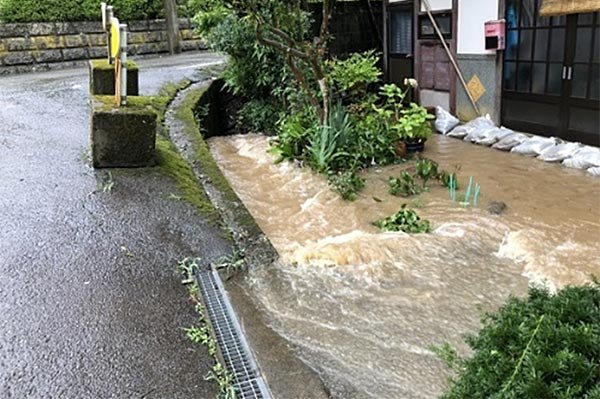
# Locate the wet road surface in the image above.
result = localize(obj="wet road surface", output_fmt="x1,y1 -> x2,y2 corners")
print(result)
0,52 -> 230,398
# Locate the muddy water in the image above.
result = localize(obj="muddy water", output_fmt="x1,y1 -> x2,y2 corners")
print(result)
209,133 -> 600,398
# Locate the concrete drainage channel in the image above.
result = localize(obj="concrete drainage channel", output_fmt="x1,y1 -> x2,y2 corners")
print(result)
194,266 -> 272,399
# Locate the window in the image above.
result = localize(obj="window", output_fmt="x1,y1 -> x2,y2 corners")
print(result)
418,12 -> 452,39
390,9 -> 413,55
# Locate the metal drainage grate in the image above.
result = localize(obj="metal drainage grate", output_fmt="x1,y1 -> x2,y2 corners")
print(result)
195,266 -> 272,399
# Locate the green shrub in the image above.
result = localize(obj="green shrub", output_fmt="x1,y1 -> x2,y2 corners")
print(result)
0,0 -> 163,23
373,204 -> 431,233
236,99 -> 283,135
437,281 -> 600,399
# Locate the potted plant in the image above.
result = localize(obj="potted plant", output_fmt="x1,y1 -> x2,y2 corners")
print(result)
373,80 -> 434,155
395,102 -> 435,153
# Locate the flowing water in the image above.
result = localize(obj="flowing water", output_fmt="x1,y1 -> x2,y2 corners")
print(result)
208,133 -> 600,399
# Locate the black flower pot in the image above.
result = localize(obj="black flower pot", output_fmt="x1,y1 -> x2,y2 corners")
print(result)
405,140 -> 425,153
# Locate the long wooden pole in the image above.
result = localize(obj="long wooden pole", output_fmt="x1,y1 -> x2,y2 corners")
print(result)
164,0 -> 181,54
422,0 -> 482,116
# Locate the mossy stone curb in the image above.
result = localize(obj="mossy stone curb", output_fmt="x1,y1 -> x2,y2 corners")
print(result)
90,95 -> 157,168
89,58 -> 139,96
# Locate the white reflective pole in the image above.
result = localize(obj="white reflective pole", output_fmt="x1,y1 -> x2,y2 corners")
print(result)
107,6 -> 114,64
120,24 -> 128,106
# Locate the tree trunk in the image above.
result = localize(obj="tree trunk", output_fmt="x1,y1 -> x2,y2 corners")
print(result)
164,0 -> 181,55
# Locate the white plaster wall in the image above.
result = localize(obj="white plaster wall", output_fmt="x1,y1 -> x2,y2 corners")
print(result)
420,89 -> 450,110
457,0 -> 500,54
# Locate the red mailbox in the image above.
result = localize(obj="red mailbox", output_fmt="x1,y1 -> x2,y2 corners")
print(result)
485,20 -> 506,50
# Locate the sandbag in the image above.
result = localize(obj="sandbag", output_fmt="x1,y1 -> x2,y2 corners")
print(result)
476,128 -> 515,146
561,146 -> 600,169
447,124 -> 473,139
537,142 -> 582,162
510,136 -> 557,157
492,132 -> 529,151
464,126 -> 498,143
587,167 -> 600,176
434,106 -> 460,134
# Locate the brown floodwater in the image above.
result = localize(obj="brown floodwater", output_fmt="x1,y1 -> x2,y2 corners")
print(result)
209,133 -> 600,399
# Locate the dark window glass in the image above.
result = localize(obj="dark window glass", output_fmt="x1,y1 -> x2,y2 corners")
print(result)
534,28 -> 549,61
571,64 -> 589,98
390,10 -> 413,55
590,64 -> 599,99
578,13 -> 594,26
520,0 -> 535,27
575,27 -> 593,63
547,63 -> 563,94
518,62 -> 532,92
418,14 -> 452,39
552,15 -> 566,26
519,30 -> 534,60
593,28 -> 600,62
506,30 -> 519,60
532,63 -> 547,93
549,28 -> 565,62
504,61 -> 517,91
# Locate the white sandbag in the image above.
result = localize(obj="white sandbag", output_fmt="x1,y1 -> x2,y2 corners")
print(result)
492,132 -> 529,151
537,142 -> 582,162
464,126 -> 497,143
476,128 -> 515,146
510,136 -> 557,157
587,166 -> 600,176
435,106 -> 460,134
466,115 -> 495,128
561,146 -> 600,169
447,124 -> 473,139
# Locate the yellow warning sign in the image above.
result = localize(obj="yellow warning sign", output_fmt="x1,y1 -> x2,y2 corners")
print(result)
467,75 -> 486,103
110,18 -> 120,58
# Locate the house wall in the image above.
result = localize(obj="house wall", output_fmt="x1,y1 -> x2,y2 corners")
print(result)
455,0 -> 502,123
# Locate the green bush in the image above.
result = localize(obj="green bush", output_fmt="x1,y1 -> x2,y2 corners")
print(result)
0,0 -> 163,23
437,281 -> 600,399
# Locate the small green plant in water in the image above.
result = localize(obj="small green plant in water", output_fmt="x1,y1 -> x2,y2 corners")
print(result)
373,205 -> 431,233
329,170 -> 365,201
101,171 -> 115,193
389,172 -> 422,197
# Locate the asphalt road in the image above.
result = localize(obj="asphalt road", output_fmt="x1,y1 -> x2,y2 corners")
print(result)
0,52 -> 231,398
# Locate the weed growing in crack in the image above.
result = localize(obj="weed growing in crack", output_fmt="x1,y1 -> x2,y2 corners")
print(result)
178,257 -> 237,399
101,171 -> 115,193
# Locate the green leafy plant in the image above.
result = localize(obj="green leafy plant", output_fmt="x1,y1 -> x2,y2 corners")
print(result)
415,158 -> 440,187
373,204 -> 431,233
327,50 -> 381,102
236,98 -> 283,135
396,103 -> 435,143
307,104 -> 352,173
388,172 -> 422,197
437,281 -> 600,399
328,170 -> 365,201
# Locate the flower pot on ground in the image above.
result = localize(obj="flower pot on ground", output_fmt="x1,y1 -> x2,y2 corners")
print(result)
395,103 -> 435,153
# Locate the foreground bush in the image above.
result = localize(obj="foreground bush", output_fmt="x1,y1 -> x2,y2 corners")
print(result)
437,281 -> 600,399
0,0 -> 163,23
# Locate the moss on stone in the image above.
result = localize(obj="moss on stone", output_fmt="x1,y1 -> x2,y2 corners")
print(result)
91,58 -> 139,71
158,78 -> 192,99
92,95 -> 169,118
155,135 -> 220,224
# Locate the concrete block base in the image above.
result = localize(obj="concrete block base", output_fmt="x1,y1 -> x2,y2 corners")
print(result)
89,59 -> 139,96
91,96 -> 157,168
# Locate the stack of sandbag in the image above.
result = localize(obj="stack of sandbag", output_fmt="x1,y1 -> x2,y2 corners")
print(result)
492,132 -> 529,151
510,136 -> 557,157
537,142 -> 582,162
446,115 -> 494,139
561,146 -> 600,176
434,106 -> 460,134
